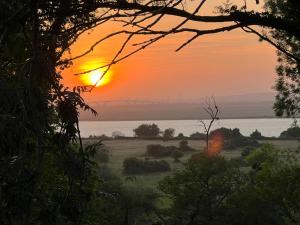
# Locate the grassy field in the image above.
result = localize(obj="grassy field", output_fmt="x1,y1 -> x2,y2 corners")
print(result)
84,138 -> 300,190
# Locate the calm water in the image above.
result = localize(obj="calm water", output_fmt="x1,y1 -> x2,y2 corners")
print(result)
79,118 -> 296,138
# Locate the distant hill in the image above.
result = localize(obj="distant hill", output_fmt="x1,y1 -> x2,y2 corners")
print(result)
80,92 -> 276,121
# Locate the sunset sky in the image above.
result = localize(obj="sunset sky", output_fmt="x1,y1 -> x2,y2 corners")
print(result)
62,1 -> 278,103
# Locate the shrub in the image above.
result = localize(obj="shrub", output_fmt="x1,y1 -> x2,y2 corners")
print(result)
210,127 -> 243,139
279,126 -> 300,138
163,128 -> 175,141
177,133 -> 185,139
179,140 -> 195,151
112,131 -> 125,139
97,147 -> 109,163
190,132 -> 206,139
123,157 -> 171,174
134,123 -> 161,138
146,144 -> 177,157
241,146 -> 256,157
224,137 -> 260,150
250,129 -> 264,139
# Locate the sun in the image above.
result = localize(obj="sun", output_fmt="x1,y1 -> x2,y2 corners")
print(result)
79,61 -> 112,87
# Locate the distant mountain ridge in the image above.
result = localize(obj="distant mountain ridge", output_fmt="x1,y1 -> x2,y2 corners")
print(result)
80,92 -> 276,121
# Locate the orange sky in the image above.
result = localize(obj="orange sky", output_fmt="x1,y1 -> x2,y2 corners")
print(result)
62,1 -> 278,103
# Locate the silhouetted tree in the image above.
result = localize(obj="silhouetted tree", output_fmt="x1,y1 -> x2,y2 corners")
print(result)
133,123 -> 160,138
163,128 -> 175,141
199,97 -> 220,153
250,129 -> 264,139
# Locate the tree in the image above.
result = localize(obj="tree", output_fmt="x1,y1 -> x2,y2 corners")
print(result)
250,129 -> 264,139
163,128 -> 175,141
228,144 -> 300,225
159,154 -> 244,225
177,133 -> 185,139
199,97 -> 220,154
133,123 -> 161,137
263,1 -> 300,117
279,126 -> 300,138
158,144 -> 300,225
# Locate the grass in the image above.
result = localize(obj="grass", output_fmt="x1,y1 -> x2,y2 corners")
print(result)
84,138 -> 300,190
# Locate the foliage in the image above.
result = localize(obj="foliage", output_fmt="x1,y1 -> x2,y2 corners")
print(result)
241,146 -> 256,157
96,145 -> 110,163
264,0 -> 300,117
112,131 -> 125,138
93,166 -> 159,225
177,133 -> 185,139
159,154 -> 245,225
146,144 -> 177,157
209,127 -> 243,139
279,126 -> 300,138
123,157 -> 171,175
146,141 -> 194,158
159,144 -> 300,225
163,128 -> 175,141
133,124 -> 161,138
224,137 -> 261,150
189,132 -> 206,139
178,140 -> 195,152
228,144 -> 300,225
250,129 -> 264,139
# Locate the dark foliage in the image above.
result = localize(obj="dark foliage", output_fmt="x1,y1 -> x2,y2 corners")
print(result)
159,144 -> 300,225
224,137 -> 261,150
163,128 -> 175,141
133,124 -> 161,138
241,146 -> 256,157
279,126 -> 300,138
250,129 -> 264,139
178,140 -> 195,152
209,127 -> 243,139
97,146 -> 110,163
177,133 -> 185,139
189,132 -> 206,139
267,0 -> 300,117
123,157 -> 171,174
146,144 -> 177,157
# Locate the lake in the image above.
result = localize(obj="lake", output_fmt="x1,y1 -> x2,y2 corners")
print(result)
79,118 -> 296,138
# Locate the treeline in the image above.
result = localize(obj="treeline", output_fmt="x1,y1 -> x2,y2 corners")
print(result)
88,122 -> 300,140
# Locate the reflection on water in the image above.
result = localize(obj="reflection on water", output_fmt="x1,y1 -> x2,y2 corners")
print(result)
79,118 -> 295,138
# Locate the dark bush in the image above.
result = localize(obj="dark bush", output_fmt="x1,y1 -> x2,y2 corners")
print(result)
224,137 -> 260,150
177,133 -> 185,139
146,144 -> 177,157
134,123 -> 161,138
250,129 -> 264,139
279,126 -> 300,138
241,146 -> 256,157
123,157 -> 171,174
210,127 -> 243,139
179,140 -> 195,151
97,147 -> 109,163
163,128 -> 175,141
190,132 -> 206,139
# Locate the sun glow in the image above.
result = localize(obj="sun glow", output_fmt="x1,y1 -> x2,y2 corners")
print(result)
79,61 -> 112,87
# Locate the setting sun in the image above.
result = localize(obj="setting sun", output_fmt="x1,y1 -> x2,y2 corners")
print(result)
79,61 -> 112,87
